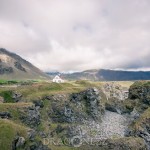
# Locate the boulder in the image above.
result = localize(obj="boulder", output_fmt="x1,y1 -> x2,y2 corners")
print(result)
20,106 -> 41,128
12,136 -> 25,150
129,81 -> 150,105
12,91 -> 22,102
33,100 -> 44,108
0,112 -> 11,119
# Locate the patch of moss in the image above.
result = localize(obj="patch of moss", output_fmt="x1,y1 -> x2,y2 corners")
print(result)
0,91 -> 14,103
0,119 -> 28,150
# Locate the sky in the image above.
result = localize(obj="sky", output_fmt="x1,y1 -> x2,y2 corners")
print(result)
0,0 -> 150,72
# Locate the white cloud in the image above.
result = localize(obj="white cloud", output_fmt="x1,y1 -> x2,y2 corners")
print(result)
0,0 -> 150,71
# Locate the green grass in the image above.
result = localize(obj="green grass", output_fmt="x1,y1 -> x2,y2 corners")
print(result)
0,103 -> 33,123
0,91 -> 14,103
0,119 -> 28,150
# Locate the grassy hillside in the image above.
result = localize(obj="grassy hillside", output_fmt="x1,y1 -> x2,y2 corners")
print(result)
1,80 -> 147,150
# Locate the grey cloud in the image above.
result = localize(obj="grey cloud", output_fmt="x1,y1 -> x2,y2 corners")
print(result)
0,0 -> 150,72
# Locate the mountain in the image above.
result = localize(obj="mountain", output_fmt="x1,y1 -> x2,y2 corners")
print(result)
0,48 -> 49,80
47,69 -> 150,81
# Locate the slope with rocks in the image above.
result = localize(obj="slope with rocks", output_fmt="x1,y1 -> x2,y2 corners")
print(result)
0,48 -> 49,80
0,81 -> 149,150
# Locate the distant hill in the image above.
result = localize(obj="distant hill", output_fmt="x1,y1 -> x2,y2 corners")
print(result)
0,48 -> 49,80
47,69 -> 150,81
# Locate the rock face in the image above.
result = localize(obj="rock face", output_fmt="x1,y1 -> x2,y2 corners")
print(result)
14,61 -> 26,72
20,106 -> 41,128
49,88 -> 105,123
129,81 -> 150,105
12,136 -> 25,150
83,88 -> 104,120
0,65 -> 13,74
126,81 -> 150,149
12,91 -> 22,102
102,82 -> 129,101
0,112 -> 11,119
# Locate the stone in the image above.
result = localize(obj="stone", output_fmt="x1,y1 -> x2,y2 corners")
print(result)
0,112 -> 11,119
12,136 -> 25,150
33,100 -> 44,108
16,137 -> 25,148
20,106 -> 41,128
27,130 -> 36,141
12,91 -> 22,102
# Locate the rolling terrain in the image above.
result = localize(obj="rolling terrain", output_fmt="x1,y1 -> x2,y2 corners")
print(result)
0,80 -> 149,150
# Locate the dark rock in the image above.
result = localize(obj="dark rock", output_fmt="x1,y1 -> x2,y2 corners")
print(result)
0,65 -> 13,74
12,91 -> 22,102
66,126 -> 82,138
105,102 -> 118,113
33,100 -> 44,108
55,125 -> 64,134
20,106 -> 41,128
14,61 -> 26,72
39,131 -> 47,138
50,88 -> 105,123
84,88 -> 104,120
12,136 -> 25,150
0,112 -> 11,119
129,81 -> 150,105
27,130 -> 36,141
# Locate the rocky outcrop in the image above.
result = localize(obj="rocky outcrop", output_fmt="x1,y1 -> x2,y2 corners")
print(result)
102,82 -> 129,101
0,112 -> 11,119
129,81 -> 150,105
33,100 -> 44,108
125,81 -> 150,149
83,88 -> 103,120
126,108 -> 150,149
14,61 -> 26,72
12,136 -> 25,150
20,106 -> 41,128
12,91 -> 22,102
0,65 -> 13,74
49,88 -> 105,123
71,87 -> 105,120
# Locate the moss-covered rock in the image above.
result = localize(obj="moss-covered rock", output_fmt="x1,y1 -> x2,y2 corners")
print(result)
129,81 -> 150,105
127,108 -> 150,148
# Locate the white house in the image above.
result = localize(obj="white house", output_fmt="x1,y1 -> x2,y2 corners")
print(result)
52,75 -> 64,83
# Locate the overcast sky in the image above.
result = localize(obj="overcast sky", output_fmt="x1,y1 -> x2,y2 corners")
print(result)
0,0 -> 150,72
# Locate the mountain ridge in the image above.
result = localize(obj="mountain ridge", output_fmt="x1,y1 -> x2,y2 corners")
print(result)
0,48 -> 49,80
47,69 -> 150,81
